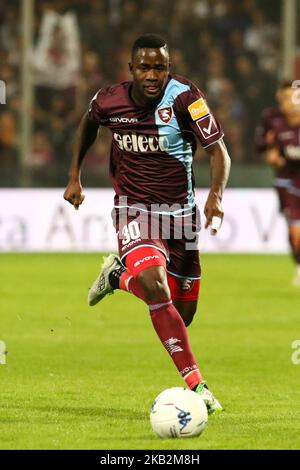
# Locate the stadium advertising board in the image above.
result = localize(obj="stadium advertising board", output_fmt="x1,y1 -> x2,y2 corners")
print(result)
0,189 -> 288,253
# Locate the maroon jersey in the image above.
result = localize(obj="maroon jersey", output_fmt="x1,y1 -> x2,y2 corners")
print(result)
255,106 -> 300,188
88,74 -> 224,213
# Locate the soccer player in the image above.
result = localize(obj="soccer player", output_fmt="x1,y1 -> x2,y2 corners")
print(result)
256,82 -> 300,286
64,34 -> 231,413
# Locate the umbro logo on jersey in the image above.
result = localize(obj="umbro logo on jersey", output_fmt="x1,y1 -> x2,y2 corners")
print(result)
157,106 -> 173,124
109,117 -> 138,123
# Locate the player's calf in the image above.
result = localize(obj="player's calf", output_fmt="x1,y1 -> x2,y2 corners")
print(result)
173,300 -> 197,327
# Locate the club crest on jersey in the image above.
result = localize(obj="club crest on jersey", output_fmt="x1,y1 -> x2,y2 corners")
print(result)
157,106 -> 173,124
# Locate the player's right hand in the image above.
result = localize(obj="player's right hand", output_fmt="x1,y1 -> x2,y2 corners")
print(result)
63,180 -> 85,210
204,191 -> 224,236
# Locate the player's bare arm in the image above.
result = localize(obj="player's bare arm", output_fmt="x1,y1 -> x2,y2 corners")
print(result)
63,112 -> 99,210
204,138 -> 231,234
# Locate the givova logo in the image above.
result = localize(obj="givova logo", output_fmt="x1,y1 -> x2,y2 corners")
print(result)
109,117 -> 138,123
0,80 -> 6,104
133,254 -> 160,268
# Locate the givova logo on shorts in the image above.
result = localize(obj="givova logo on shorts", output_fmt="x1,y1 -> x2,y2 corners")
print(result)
133,255 -> 160,268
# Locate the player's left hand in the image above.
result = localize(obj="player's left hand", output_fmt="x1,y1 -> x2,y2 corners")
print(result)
204,192 -> 224,236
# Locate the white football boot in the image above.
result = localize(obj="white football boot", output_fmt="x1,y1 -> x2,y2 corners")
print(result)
194,382 -> 223,414
87,254 -> 122,306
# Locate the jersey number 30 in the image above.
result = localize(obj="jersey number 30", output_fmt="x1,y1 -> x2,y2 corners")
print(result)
121,221 -> 141,245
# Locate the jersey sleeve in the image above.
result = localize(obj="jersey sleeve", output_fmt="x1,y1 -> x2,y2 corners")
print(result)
87,88 -> 107,125
175,84 -> 224,148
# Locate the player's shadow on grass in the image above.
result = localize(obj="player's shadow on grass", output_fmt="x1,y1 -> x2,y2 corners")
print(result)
31,405 -> 145,420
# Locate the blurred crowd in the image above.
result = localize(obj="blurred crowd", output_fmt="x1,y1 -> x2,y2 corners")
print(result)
0,0 -> 282,186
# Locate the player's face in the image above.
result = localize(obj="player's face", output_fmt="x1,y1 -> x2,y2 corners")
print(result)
129,47 -> 170,105
277,88 -> 300,116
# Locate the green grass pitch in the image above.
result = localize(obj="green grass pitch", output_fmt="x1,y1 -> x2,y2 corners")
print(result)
0,253 -> 300,450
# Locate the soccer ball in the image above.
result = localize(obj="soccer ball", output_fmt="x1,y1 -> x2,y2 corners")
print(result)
150,387 -> 208,438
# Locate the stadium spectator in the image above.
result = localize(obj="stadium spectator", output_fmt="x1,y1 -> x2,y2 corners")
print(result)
0,0 -> 282,186
244,10 -> 280,74
32,10 -> 81,91
28,130 -> 55,168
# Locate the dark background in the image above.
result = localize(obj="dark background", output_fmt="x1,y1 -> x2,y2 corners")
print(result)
0,0 -> 287,187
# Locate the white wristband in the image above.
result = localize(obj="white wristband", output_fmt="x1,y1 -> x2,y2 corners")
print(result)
211,216 -> 222,231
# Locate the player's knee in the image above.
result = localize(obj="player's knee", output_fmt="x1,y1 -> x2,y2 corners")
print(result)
137,266 -> 170,302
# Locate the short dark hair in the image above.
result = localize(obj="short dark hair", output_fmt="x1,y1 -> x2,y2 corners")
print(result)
131,34 -> 168,60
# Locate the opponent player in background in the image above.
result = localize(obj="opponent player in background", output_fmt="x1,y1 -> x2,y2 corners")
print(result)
64,34 -> 231,413
256,82 -> 300,286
